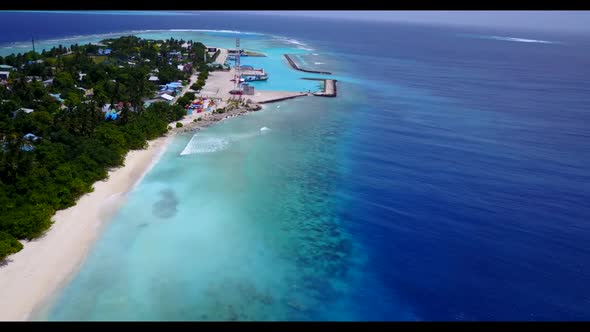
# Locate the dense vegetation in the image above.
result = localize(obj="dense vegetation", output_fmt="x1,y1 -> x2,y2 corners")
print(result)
0,36 -> 212,259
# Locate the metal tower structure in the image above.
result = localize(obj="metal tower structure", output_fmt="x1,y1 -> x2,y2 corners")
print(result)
234,37 -> 241,90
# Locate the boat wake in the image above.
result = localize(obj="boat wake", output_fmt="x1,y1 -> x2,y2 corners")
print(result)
461,33 -> 559,44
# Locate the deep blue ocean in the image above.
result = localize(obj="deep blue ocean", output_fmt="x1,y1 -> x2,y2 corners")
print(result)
2,12 -> 590,321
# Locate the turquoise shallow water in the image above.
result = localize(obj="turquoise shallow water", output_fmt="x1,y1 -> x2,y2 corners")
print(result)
6,14 -> 590,321
32,31 -> 403,321
44,97 -> 365,321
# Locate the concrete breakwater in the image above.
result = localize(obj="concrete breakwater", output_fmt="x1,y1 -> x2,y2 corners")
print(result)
284,54 -> 332,75
302,78 -> 337,97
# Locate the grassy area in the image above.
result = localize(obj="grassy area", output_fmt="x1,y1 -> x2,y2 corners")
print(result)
90,56 -> 108,64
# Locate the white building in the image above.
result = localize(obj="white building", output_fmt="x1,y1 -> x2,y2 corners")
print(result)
159,94 -> 174,102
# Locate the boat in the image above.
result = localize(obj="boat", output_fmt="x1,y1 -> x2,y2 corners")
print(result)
242,75 -> 269,82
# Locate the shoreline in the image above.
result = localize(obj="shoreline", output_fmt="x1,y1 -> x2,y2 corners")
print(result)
0,101 -> 263,321
0,45 -> 332,321
0,134 -> 173,321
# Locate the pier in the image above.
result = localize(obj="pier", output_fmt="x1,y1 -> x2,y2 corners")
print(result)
253,91 -> 309,104
303,78 -> 337,97
284,54 -> 332,75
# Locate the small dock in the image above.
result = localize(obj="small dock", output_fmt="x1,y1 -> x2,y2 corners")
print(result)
284,54 -> 332,75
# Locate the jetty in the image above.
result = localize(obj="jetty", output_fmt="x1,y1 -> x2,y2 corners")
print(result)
303,78 -> 337,97
284,54 -> 332,75
253,91 -> 309,104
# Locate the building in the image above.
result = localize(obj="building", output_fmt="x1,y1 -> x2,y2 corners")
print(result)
25,76 -> 42,83
0,65 -> 15,71
148,76 -> 159,83
242,84 -> 255,96
98,48 -> 112,55
168,51 -> 182,58
0,71 -> 9,80
23,133 -> 40,142
12,108 -> 34,117
159,94 -> 174,102
43,78 -> 54,87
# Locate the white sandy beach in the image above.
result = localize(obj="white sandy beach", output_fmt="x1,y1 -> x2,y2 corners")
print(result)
0,135 -> 172,321
0,47 -> 316,321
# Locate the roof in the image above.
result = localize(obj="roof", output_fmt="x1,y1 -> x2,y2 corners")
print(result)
18,108 -> 35,114
0,71 -> 10,75
160,94 -> 174,101
49,93 -> 65,102
23,133 -> 40,141
177,65 -> 184,71
148,76 -> 159,81
0,65 -> 14,69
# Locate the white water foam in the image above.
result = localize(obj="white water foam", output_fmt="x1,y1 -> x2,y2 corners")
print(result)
0,29 -> 266,53
180,130 -> 267,155
180,135 -> 230,155
314,62 -> 324,65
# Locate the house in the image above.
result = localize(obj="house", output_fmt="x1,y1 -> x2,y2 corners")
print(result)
43,78 -> 54,87
182,63 -> 193,73
168,51 -> 182,59
177,64 -> 185,72
148,76 -> 159,83
27,60 -> 44,65
23,133 -> 40,142
181,42 -> 190,49
98,48 -> 112,55
242,84 -> 255,96
25,76 -> 42,83
12,108 -> 34,117
159,94 -> 174,102
0,65 -> 15,71
49,93 -> 65,103
0,71 -> 9,80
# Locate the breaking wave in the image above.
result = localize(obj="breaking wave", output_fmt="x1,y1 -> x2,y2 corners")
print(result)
180,129 -> 269,155
180,136 -> 230,155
